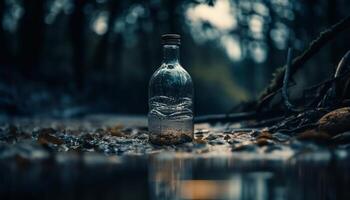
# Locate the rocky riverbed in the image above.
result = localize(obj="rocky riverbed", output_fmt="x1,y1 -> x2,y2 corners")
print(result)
0,114 -> 350,200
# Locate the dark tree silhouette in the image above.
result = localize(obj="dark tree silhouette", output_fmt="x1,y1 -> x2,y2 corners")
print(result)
165,0 -> 178,33
70,0 -> 87,89
17,0 -> 45,78
92,1 -> 123,71
0,1 -> 12,66
327,0 -> 338,65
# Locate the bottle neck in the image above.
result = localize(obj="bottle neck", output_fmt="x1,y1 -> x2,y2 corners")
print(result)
163,45 -> 180,64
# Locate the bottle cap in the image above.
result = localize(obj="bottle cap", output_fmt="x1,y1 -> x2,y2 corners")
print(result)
161,34 -> 181,45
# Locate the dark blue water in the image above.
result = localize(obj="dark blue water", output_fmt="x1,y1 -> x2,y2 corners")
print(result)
1,151 -> 349,200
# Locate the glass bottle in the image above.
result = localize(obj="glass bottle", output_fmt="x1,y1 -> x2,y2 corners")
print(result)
148,34 -> 194,145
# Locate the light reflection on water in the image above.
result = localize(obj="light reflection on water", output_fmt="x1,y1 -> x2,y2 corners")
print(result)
1,151 -> 349,200
148,152 -> 350,200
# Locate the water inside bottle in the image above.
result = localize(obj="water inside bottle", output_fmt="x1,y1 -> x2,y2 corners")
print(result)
148,96 -> 193,144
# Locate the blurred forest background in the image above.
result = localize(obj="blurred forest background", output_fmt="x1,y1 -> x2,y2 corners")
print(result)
0,0 -> 349,117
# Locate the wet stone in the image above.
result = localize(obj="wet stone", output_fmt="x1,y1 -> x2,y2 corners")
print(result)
250,130 -> 260,137
115,138 -> 134,144
137,133 -> 149,140
103,146 -> 116,155
0,127 -> 17,143
37,131 -> 64,146
209,138 -> 225,145
257,131 -> 273,140
2,115 -> 348,158
58,145 -> 69,152
178,134 -> 193,144
194,129 -> 209,135
205,134 -> 218,141
272,132 -> 291,142
224,135 -> 231,140
256,138 -> 274,146
79,134 -> 96,148
194,138 -> 207,145
82,140 -> 95,149
8,125 -> 18,134
332,131 -> 350,145
2,125 -> 21,141
227,139 -> 240,145
121,127 -> 133,135
106,125 -> 124,137
296,130 -> 331,144
232,143 -> 257,152
318,107 -> 350,135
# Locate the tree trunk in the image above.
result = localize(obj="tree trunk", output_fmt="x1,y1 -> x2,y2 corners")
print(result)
17,0 -> 45,79
92,1 -> 122,71
69,0 -> 87,89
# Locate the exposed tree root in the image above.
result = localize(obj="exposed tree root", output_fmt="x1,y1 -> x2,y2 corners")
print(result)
257,16 -> 350,110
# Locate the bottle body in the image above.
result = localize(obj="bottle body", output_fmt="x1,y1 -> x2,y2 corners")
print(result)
148,44 -> 193,145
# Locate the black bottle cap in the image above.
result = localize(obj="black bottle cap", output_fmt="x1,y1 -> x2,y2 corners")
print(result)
161,34 -> 181,45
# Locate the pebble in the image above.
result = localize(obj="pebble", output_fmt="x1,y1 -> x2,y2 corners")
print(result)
227,139 -> 240,145
37,131 -> 64,145
232,143 -> 257,152
209,139 -> 225,145
205,134 -> 218,141
2,119 -> 349,158
106,125 -> 124,137
115,138 -> 134,144
137,133 -> 149,140
332,131 -> 350,145
256,138 -> 274,146
194,129 -> 210,135
250,130 -> 260,137
194,138 -> 207,145
296,130 -> 331,143
318,107 -> 350,135
272,132 -> 291,142
257,131 -> 273,140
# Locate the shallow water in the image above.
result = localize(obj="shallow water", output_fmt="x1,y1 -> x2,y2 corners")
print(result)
148,152 -> 350,200
1,151 -> 349,200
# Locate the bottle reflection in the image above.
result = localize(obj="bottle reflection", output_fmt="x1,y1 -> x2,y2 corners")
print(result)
149,155 -> 274,200
149,154 -> 192,200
